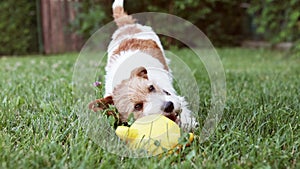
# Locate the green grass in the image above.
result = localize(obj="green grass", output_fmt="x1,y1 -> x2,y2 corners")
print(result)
0,48 -> 299,168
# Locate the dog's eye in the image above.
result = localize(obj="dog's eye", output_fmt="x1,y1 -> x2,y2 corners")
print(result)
148,85 -> 155,92
134,103 -> 143,111
163,90 -> 171,95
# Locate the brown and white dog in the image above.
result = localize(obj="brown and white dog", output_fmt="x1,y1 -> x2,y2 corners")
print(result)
89,0 -> 197,131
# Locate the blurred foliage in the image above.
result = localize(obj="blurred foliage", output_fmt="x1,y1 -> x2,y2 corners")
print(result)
248,0 -> 300,51
1,0 -> 299,55
0,0 -> 38,55
71,0 -> 300,49
69,1 -> 109,40
70,0 -> 247,47
147,0 -> 247,46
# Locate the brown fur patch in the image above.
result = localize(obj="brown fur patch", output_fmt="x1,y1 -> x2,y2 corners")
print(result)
113,7 -> 135,27
131,67 -> 148,79
114,26 -> 142,40
88,96 -> 114,112
112,39 -> 169,70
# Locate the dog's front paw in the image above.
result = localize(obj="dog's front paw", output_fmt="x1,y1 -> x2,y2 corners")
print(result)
180,117 -> 198,132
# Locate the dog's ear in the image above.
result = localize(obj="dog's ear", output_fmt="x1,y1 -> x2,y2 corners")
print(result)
88,96 -> 114,112
130,66 -> 148,79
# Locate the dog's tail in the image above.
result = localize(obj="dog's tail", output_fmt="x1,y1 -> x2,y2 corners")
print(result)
112,0 -> 135,27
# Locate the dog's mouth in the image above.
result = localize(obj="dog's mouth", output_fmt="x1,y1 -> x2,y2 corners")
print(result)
164,113 -> 177,122
163,109 -> 181,124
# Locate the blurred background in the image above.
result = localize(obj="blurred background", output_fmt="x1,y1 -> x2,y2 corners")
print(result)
0,0 -> 299,55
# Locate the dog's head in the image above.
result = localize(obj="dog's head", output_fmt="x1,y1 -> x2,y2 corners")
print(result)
89,66 -> 183,124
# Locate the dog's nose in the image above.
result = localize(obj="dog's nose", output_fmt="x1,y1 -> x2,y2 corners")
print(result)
162,101 -> 174,113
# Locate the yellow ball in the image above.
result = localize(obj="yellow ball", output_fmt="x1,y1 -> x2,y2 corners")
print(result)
115,114 -> 192,156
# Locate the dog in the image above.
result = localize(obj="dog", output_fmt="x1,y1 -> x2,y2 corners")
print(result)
89,0 -> 197,131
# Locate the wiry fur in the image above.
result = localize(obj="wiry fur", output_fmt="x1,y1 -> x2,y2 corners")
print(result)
89,0 -> 197,131
113,39 -> 169,70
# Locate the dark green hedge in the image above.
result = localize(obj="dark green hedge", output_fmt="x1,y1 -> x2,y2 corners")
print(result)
1,0 -> 299,55
0,0 -> 38,55
72,0 -> 300,50
248,0 -> 300,51
71,0 -> 248,47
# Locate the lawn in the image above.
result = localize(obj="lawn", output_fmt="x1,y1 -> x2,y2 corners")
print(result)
0,48 -> 299,168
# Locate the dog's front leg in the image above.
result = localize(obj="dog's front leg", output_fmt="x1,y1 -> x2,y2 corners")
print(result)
179,107 -> 198,132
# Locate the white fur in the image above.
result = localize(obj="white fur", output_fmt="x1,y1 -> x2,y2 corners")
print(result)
104,51 -> 166,97
112,0 -> 124,9
107,24 -> 166,64
143,94 -> 180,116
143,91 -> 197,130
109,24 -> 165,55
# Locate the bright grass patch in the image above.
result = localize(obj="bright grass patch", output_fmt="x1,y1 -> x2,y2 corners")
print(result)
0,48 -> 299,168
